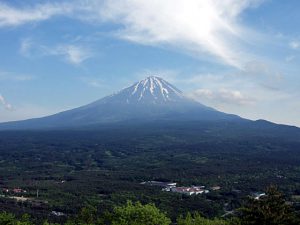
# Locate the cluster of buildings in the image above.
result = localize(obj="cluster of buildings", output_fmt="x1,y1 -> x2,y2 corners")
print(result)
2,188 -> 27,194
169,186 -> 210,195
140,181 -> 177,188
141,181 -> 220,196
51,211 -> 65,217
252,192 -> 266,200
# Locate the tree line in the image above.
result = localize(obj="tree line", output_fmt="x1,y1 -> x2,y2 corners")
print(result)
0,186 -> 299,225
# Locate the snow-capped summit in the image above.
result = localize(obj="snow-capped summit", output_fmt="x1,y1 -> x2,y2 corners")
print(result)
105,76 -> 185,105
0,76 -> 241,129
129,76 -> 184,103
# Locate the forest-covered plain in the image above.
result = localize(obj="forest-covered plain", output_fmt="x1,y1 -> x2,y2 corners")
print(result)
0,120 -> 300,223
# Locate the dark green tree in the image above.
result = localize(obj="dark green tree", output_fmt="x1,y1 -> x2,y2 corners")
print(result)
238,186 -> 299,225
177,212 -> 228,225
43,221 -> 60,225
64,205 -> 99,225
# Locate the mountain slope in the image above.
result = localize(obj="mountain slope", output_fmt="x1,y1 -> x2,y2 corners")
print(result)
0,76 -> 242,130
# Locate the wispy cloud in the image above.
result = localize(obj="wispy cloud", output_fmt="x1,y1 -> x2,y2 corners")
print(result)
241,60 -> 283,80
0,94 -> 13,111
164,59 -> 286,109
50,44 -> 93,65
2,0 -> 265,68
0,103 -> 65,122
80,77 -> 104,88
20,38 -> 93,65
0,2 -> 74,27
0,71 -> 34,81
168,59 -> 283,91
19,38 -> 33,57
289,41 -> 300,50
285,55 -> 295,62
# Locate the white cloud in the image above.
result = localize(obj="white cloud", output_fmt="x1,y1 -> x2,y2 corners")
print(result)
190,88 -> 255,105
289,41 -> 300,50
96,0 -> 264,68
0,94 -> 13,111
51,45 -> 93,65
219,89 -> 255,105
2,0 -> 265,68
0,2 -> 74,27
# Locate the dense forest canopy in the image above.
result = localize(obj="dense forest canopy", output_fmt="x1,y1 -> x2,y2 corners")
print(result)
0,121 -> 300,223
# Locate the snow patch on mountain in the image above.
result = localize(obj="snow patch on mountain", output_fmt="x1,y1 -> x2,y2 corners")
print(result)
108,76 -> 185,105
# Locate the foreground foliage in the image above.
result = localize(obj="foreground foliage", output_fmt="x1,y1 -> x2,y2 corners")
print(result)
0,187 -> 299,225
109,201 -> 171,225
0,212 -> 32,225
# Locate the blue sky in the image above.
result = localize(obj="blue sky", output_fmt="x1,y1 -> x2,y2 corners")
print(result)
0,0 -> 300,126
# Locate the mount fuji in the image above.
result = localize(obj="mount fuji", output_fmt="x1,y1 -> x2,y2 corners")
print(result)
0,76 -> 242,130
